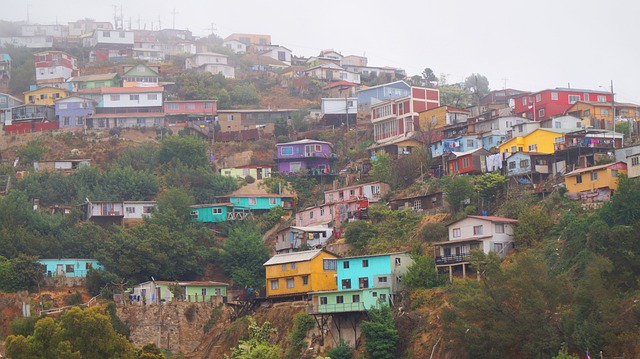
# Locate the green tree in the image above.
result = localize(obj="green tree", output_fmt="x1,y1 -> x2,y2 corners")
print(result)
442,175 -> 474,214
285,313 -> 315,359
158,135 -> 210,169
421,68 -> 438,88
438,83 -> 472,108
361,306 -> 399,359
155,187 -> 196,223
226,317 -> 280,359
344,221 -> 376,252
401,255 -> 442,290
326,338 -> 353,359
475,172 -> 507,208
369,152 -> 395,188
18,141 -> 48,165
221,224 -> 270,288
514,207 -> 553,248
463,73 -> 490,105
231,83 -> 261,106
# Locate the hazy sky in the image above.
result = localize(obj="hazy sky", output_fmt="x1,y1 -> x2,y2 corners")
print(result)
4,0 -> 640,103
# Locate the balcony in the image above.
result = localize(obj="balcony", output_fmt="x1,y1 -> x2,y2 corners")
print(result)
308,302 -> 366,314
276,152 -> 338,161
435,253 -> 472,265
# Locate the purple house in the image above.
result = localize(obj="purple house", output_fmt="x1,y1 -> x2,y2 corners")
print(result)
275,139 -> 336,176
54,96 -> 96,129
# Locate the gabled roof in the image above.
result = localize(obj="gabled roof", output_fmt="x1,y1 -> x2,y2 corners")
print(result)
122,64 -> 160,77
304,63 -> 344,71
80,86 -> 163,94
449,148 -> 490,158
191,52 -> 228,58
190,202 -> 234,208
564,161 -> 626,177
323,80 -> 358,90
263,249 -> 337,266
23,86 -> 72,94
277,139 -> 333,146
447,215 -> 518,227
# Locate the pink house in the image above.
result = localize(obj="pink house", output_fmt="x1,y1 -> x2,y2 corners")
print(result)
324,181 -> 390,204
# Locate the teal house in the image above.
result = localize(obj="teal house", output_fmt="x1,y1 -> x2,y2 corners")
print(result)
67,73 -> 120,91
190,203 -> 233,223
39,258 -> 103,278
216,194 -> 294,211
309,252 -> 413,314
132,280 -> 229,305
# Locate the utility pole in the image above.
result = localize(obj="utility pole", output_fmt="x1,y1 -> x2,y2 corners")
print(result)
611,80 -> 616,148
172,8 -> 178,29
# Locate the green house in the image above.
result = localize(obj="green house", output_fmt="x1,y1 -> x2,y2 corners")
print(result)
68,73 -> 120,91
132,280 -> 229,304
190,203 -> 232,223
122,64 -> 160,85
310,287 -> 391,314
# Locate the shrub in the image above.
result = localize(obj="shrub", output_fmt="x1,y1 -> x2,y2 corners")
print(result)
64,291 -> 83,306
10,316 -> 39,336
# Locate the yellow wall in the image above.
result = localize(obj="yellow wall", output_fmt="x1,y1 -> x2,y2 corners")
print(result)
220,167 -> 270,179
499,129 -> 563,154
265,251 -> 338,297
565,167 -> 627,193
418,106 -> 447,131
24,87 -> 70,106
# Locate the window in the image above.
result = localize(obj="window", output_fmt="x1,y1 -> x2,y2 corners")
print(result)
103,31 -> 110,37
555,121 -> 561,129
270,279 -> 279,290
343,261 -> 350,269
568,95 -> 580,104
522,97 -> 527,106
632,157 -> 639,166
201,288 -> 207,296
126,207 -> 135,213
528,144 -> 538,151
119,32 -> 125,38
576,175 -> 583,184
146,94 -> 158,100
185,103 -> 196,110
310,211 -> 314,219
508,161 -> 516,169
269,198 -> 277,205
191,210 -> 199,219
320,207 -> 325,216
551,92 -> 558,100
467,139 -> 474,147
323,259 -> 336,271
462,157 -> 470,168
137,118 -> 146,125
379,294 -> 387,302
494,243 -> 503,253
302,275 -> 309,285
520,160 -> 529,168
130,94 -> 139,101
378,276 -> 388,283
473,225 -> 484,235
281,147 -> 293,155
601,108 -> 610,116
249,197 -> 257,205
590,172 -> 598,181
536,94 -> 541,102
362,259 -> 369,268
110,94 -> 120,101
77,117 -> 84,125
598,95 -> 607,103
511,146 -> 517,153
86,262 -> 93,270
453,228 -> 461,237
212,208 -> 222,214
282,264 -> 287,271
143,206 -> 153,214
584,93 -> 589,102
342,279 -> 351,289
612,170 -> 618,177
372,185 -> 380,194
291,263 -> 296,270
359,277 -> 369,289
66,264 -> 74,273
336,296 -> 344,304
277,51 -> 286,61
395,257 -> 401,266
538,109 -> 545,118
413,200 -> 421,210
286,278 -> 294,288
62,117 -> 70,126
352,294 -> 360,303
320,296 -> 327,305
495,223 -> 505,233
584,109 -> 591,116
205,103 -> 213,109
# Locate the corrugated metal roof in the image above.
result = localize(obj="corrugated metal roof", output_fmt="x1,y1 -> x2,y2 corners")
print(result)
263,249 -> 326,266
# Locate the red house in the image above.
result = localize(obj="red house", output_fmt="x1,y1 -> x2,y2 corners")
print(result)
446,148 -> 491,175
164,100 -> 217,128
513,88 -> 612,122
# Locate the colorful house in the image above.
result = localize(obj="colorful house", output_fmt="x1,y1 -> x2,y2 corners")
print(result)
34,159 -> 91,173
218,194 -> 294,211
39,258 -> 103,278
389,191 -> 448,214
80,86 -> 164,129
220,165 -> 271,180
34,51 -> 78,83
121,64 -> 160,86
435,216 -> 518,281
263,249 -> 339,298
564,162 -> 627,202
131,280 -> 229,305
0,54 -> 11,91
513,88 -> 612,121
324,181 -> 389,204
164,99 -> 217,128
275,225 -> 334,254
309,252 -> 413,314
446,148 -> 491,175
54,96 -> 96,129
505,152 -> 553,188
4,104 -> 56,134
190,203 -> 240,223
499,128 -> 573,156
24,86 -> 72,106
275,139 -> 336,175
67,73 -> 120,91
81,200 -> 156,226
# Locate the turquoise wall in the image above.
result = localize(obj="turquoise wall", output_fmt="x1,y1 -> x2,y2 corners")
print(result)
230,196 -> 282,210
39,259 -> 103,278
191,205 -> 228,223
313,287 -> 391,313
337,254 -> 392,291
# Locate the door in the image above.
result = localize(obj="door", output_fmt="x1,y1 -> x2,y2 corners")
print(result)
56,264 -> 64,276
290,162 -> 302,172
257,168 -> 263,180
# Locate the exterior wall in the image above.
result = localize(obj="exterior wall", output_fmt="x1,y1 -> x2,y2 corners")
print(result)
229,196 -> 282,210
40,259 -> 103,278
0,93 -> 23,109
35,51 -> 77,82
565,164 -> 627,193
264,251 -> 339,297
202,64 -> 235,79
225,33 -> 271,46
296,204 -> 335,227
448,217 -> 515,242
357,81 -> 411,112
191,205 -> 229,223
336,254 -> 413,294
500,129 -> 565,155
321,98 -> 357,115
86,115 -> 164,129
312,288 -> 390,313
506,152 -> 533,177
101,89 -> 163,108
21,24 -> 68,38
276,141 -> 334,173
132,282 -> 227,305
514,90 -> 612,121
324,182 -> 389,204
24,87 -> 71,106
55,98 -> 95,128
86,202 -> 124,217
123,202 -> 156,220
541,115 -> 583,130
187,53 -> 228,67
68,21 -> 113,37
627,154 -> 640,179
0,36 -> 53,48
94,30 -> 135,46
390,193 -> 448,214
164,100 -> 217,115
223,40 -> 247,53
220,166 -> 271,179
275,226 -> 334,253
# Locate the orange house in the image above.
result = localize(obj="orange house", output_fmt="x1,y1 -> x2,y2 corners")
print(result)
264,249 -> 339,298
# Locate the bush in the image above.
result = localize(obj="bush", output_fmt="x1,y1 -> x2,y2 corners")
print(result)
10,316 -> 39,336
185,304 -> 197,322
326,338 -> 353,359
285,313 -> 316,359
64,291 -> 84,306
245,175 -> 255,184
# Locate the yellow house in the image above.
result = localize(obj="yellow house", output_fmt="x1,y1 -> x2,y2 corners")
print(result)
220,165 -> 271,180
566,101 -> 640,130
418,105 -> 469,131
564,161 -> 627,201
499,128 -> 572,155
264,249 -> 339,298
24,86 -> 71,106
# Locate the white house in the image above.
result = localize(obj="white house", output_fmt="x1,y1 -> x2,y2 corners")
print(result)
258,46 -> 292,65
223,40 -> 247,54
434,215 -> 518,281
84,30 -> 135,47
275,225 -> 334,254
321,98 -> 357,116
186,53 -> 235,78
21,24 -> 68,38
540,115 -> 584,130
123,201 -> 156,222
0,36 -> 53,48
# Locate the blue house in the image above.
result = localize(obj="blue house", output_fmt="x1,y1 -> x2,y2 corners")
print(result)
39,258 -> 103,278
357,80 -> 411,112
190,203 -> 238,223
217,194 -> 294,211
309,252 -> 414,314
54,96 -> 96,129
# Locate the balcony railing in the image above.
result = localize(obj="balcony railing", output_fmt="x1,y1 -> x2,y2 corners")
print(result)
436,253 -> 472,265
308,302 -> 366,314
